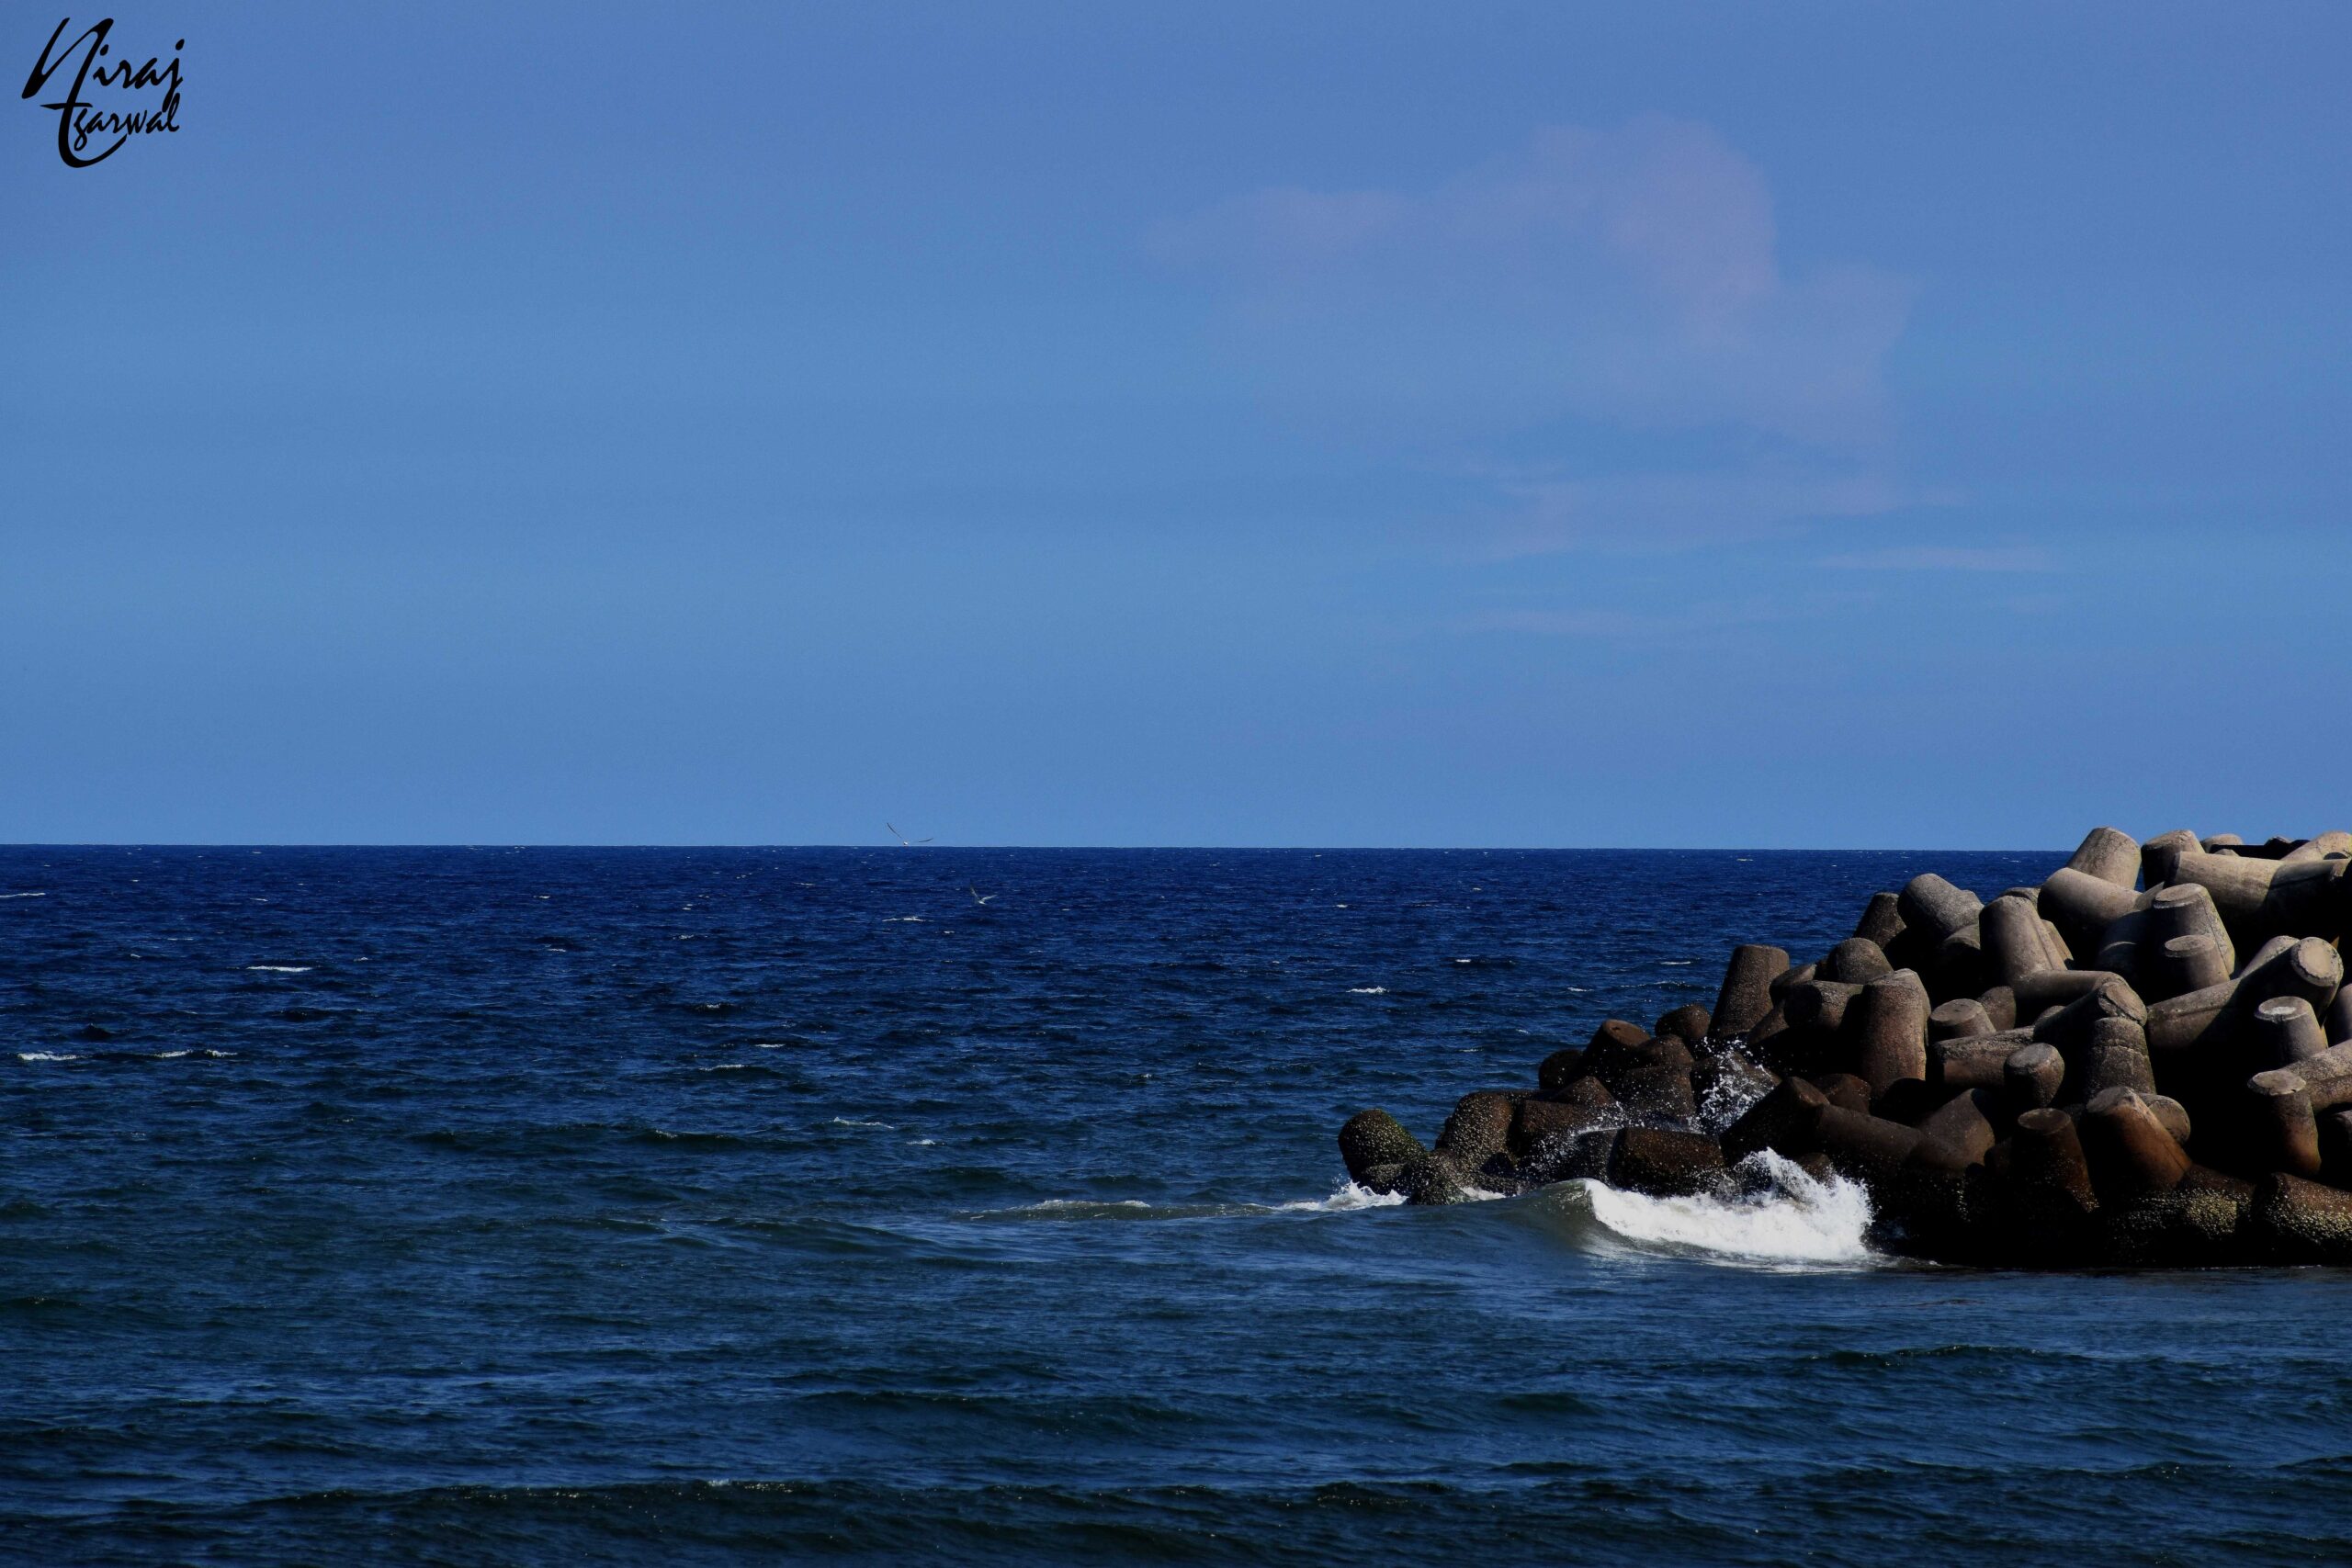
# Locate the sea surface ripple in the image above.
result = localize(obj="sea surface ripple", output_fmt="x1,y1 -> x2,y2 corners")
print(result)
6,846 -> 2351,1564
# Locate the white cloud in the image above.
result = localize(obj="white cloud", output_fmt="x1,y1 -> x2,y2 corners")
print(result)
1155,118 -> 1928,549
1154,118 -> 1916,446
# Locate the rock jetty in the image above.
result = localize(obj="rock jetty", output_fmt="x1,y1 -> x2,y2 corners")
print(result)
1339,828 -> 2352,1266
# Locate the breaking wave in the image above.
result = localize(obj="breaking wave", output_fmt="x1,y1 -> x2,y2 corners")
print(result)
1561,1154 -> 1881,1269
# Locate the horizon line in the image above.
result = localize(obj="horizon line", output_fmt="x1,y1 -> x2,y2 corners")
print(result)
0,840 -> 2075,854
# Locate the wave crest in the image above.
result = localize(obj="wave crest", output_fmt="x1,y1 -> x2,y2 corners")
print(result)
1565,1154 -> 1880,1269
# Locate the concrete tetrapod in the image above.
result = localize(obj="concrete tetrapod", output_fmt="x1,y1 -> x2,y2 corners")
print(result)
1849,975 -> 1930,1097
2006,1042 -> 2067,1114
1340,1110 -> 1426,1190
1854,892 -> 1905,951
1931,1028 -> 2031,1093
1929,998 -> 1995,1043
2252,996 -> 2329,1070
1655,1003 -> 1713,1046
1710,944 -> 1789,1042
2040,868 -> 2141,960
2080,1088 -> 2193,1204
1898,874 -> 1982,949
2245,1069 -> 2324,1179
2065,826 -> 2143,888
2169,852 -> 2352,947
2151,939 -> 2339,1048
2157,934 -> 2230,999
1818,938 -> 1894,986
2284,830 -> 2352,863
2145,884 -> 2236,976
2008,1107 -> 2099,1213
1982,895 -> 2062,988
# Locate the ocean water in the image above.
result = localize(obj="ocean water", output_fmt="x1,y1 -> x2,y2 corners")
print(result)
6,846 -> 2352,1565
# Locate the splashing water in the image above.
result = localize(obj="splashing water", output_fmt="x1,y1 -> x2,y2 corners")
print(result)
1276,1180 -> 1408,1213
1573,1153 -> 1880,1269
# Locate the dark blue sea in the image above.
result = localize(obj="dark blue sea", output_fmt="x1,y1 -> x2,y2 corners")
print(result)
6,847 -> 2352,1565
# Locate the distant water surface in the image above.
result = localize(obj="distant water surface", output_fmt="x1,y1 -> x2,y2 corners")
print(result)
6,847 -> 2351,1564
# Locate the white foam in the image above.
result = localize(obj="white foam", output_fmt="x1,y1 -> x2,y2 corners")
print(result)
17,1052 -> 78,1062
1276,1180 -> 1407,1212
1347,986 -> 1388,995
1577,1154 -> 1877,1268
829,1117 -> 897,1131
155,1050 -> 190,1059
244,964 -> 312,974
990,1184 -> 1411,1221
0,891 -> 45,898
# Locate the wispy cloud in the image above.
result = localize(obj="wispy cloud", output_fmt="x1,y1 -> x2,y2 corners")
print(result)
1454,592 -> 1879,642
1483,469 -> 1934,557
1463,607 -> 1687,639
1816,546 -> 2053,572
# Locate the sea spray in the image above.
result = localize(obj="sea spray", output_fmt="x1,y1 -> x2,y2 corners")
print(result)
1574,1152 -> 1879,1267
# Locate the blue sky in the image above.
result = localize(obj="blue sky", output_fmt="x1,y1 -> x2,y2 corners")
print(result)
5,3 -> 2346,846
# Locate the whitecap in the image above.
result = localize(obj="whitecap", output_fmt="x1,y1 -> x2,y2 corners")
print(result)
975,1195 -> 1391,1222
751,1042 -> 789,1050
701,1064 -> 749,1072
155,1050 -> 190,1059
244,964 -> 312,974
0,891 -> 45,898
202,1049 -> 236,1058
1346,986 -> 1388,995
910,1138 -> 937,1146
829,1117 -> 897,1131
1275,1181 -> 1407,1213
1576,1153 -> 1878,1269
17,1052 -> 78,1062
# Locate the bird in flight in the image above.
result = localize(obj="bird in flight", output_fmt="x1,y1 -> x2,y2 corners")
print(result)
969,886 -> 995,906
887,823 -> 933,846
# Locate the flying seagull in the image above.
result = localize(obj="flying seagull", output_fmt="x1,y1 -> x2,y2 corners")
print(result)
969,886 -> 995,906
887,823 -> 933,846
